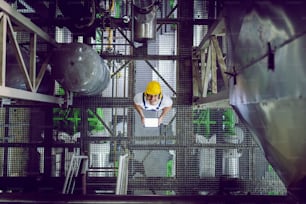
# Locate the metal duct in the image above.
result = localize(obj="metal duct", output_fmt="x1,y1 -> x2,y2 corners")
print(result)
49,42 -> 110,96
225,0 -> 306,199
133,0 -> 158,42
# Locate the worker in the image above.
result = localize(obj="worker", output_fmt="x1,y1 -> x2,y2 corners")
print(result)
134,80 -> 173,126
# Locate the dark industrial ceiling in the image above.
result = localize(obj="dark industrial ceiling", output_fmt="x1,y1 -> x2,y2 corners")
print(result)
9,0 -> 218,39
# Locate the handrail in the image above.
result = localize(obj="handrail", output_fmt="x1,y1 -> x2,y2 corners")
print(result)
62,154 -> 88,194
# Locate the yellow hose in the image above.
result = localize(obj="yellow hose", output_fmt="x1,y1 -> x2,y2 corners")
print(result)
107,0 -> 115,50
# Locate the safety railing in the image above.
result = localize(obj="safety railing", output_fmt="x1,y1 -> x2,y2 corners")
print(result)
62,154 -> 88,194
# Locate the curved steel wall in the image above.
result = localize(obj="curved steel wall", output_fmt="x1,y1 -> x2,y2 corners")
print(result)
225,0 -> 306,199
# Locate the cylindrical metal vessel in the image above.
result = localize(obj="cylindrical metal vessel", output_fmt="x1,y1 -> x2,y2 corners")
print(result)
49,42 -> 110,96
225,0 -> 306,199
222,132 -> 243,178
89,131 -> 112,177
133,0 -> 157,42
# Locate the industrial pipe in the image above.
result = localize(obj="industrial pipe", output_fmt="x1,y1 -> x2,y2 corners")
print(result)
133,0 -> 158,42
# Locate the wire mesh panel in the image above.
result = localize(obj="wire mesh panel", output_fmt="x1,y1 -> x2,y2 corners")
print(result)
0,108 -> 31,177
0,0 -> 289,198
127,106 -> 287,196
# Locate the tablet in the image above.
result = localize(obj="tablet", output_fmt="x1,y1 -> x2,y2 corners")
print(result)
144,118 -> 159,127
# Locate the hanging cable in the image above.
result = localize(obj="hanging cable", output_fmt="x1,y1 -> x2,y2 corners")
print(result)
75,0 -> 96,29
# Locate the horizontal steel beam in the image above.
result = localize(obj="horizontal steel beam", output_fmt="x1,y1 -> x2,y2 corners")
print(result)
193,89 -> 230,108
129,142 -> 258,150
72,97 -> 177,108
100,54 -> 179,60
157,18 -> 215,25
0,142 -> 78,148
0,190 -> 291,203
0,86 -> 64,105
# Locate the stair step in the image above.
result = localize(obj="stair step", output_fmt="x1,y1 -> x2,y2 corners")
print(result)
86,183 -> 116,188
86,176 -> 117,195
87,189 -> 115,195
86,176 -> 117,183
86,185 -> 116,195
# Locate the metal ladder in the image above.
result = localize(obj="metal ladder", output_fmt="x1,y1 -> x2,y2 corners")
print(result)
62,154 -> 88,194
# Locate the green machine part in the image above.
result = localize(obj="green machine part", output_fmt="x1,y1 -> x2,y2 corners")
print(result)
53,107 -> 105,135
166,158 -> 174,195
56,86 -> 65,96
170,0 -> 176,30
193,108 -> 237,138
53,108 -> 80,134
166,159 -> 173,177
222,108 -> 236,136
115,0 -> 121,18
88,108 -> 105,131
193,109 -> 216,138
267,164 -> 280,195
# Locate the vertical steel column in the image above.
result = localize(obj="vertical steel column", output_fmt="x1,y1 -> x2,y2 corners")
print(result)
212,110 -> 224,178
80,108 -> 89,155
128,0 -> 136,145
44,108 -> 53,176
176,0 -> 194,195
28,108 -> 44,175
3,107 -> 9,177
43,1 -> 58,178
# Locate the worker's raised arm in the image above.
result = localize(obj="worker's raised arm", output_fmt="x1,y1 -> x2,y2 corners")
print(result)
134,103 -> 145,125
158,105 -> 172,125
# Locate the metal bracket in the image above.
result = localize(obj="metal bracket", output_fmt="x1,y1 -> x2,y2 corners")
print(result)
224,66 -> 238,85
1,98 -> 11,107
63,91 -> 73,108
267,42 -> 275,71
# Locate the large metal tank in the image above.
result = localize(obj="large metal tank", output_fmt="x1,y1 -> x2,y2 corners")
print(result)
225,0 -> 306,199
49,42 -> 110,96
